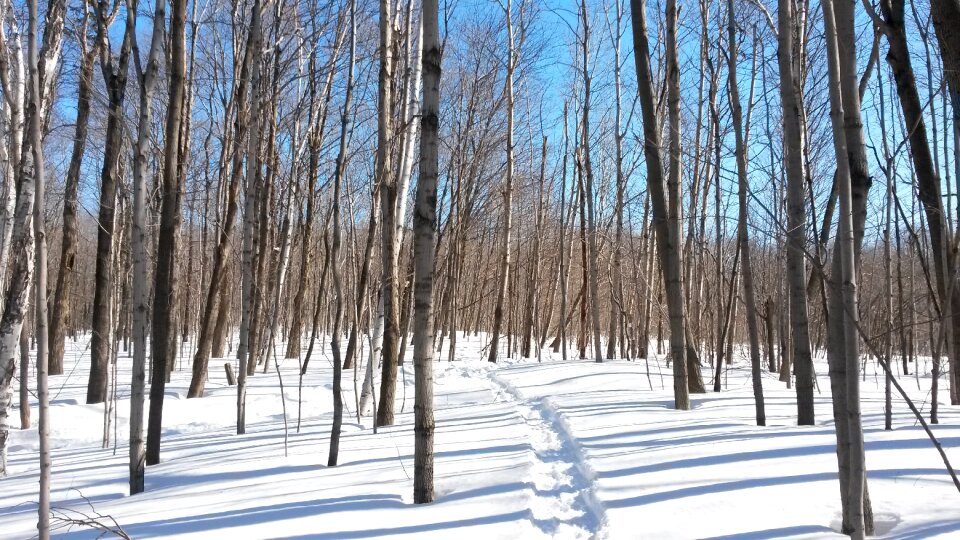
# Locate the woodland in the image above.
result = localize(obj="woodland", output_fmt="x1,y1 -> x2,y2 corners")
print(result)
0,0 -> 959,537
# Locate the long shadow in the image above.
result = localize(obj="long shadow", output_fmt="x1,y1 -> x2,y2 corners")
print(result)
117,496 -> 531,539
890,519 -> 960,540
597,438 -> 960,479
605,468 -> 946,508
120,494 -> 406,537
705,524 -> 836,539
285,510 -> 533,539
147,464 -> 320,491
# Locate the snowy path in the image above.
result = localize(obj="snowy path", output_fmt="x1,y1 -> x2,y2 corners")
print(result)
3,334 -> 960,539
478,365 -> 608,539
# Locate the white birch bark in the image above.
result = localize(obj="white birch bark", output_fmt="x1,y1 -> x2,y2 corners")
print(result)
128,0 -> 164,495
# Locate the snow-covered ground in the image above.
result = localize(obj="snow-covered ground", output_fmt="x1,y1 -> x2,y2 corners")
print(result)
2,333 -> 958,539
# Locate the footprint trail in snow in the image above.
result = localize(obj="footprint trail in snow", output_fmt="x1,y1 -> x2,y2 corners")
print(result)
458,364 -> 608,539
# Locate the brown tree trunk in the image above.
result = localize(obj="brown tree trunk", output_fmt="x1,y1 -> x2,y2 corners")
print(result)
48,35 -> 96,376
87,10 -> 133,404
147,0 -> 188,464
629,0 -> 689,409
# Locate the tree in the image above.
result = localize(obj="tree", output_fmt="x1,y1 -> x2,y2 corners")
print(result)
822,0 -> 870,533
868,0 -> 960,409
579,0 -> 604,363
26,0 -> 51,531
87,0 -> 134,405
487,0 -> 518,364
328,0 -> 356,467
48,8 -> 98,376
777,0 -> 815,425
376,0 -> 399,426
0,0 -> 65,480
726,1 -> 764,427
236,0 -> 264,436
629,0 -> 689,409
129,0 -> 165,494
413,0 -> 441,503
147,0 -> 189,464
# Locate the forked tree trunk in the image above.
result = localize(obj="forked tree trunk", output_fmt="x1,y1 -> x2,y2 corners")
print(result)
88,6 -> 133,405
629,0 -> 688,409
822,0 -> 871,533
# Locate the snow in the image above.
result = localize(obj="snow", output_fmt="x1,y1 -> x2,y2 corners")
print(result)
2,334 -> 959,539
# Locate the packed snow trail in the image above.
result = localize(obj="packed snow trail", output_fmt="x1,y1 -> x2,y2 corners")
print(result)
460,363 -> 608,539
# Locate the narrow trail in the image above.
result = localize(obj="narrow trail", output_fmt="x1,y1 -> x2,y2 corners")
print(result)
458,364 -> 608,539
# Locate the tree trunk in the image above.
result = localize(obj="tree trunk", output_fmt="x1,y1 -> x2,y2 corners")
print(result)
236,0 -> 264,435
727,1 -> 765,426
147,0 -> 188,464
413,0 -> 440,502
629,0 -> 689,409
777,0 -> 815,424
187,8 -> 261,396
877,0 -> 959,408
376,0 -> 399,427
128,0 -> 164,494
26,0 -> 50,530
822,0 -> 870,533
48,34 -> 96,376
328,0 -> 355,467
487,0 -> 516,365
87,9 -> 134,405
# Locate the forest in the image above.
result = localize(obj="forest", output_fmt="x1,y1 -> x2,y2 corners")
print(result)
0,0 -> 959,537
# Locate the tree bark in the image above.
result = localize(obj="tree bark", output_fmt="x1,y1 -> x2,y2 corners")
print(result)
48,27 -> 96,376
413,0 -> 440,502
777,0 -> 815,424
822,0 -> 870,533
236,0 -> 264,435
727,2 -> 765,426
147,0 -> 188,464
128,0 -> 164,494
87,6 -> 134,405
629,0 -> 689,409
328,0 -> 355,467
376,0 -> 399,427
26,0 -> 50,530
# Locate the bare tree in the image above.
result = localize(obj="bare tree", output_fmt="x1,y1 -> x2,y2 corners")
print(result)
629,0 -> 689,409
487,0 -> 518,364
328,0 -> 356,467
27,0 -> 50,531
413,0 -> 440,504
822,0 -> 869,533
726,1 -> 764,426
87,0 -> 134,405
48,8 -> 98,376
147,0 -> 189,464
128,0 -> 165,494
376,0 -> 399,426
